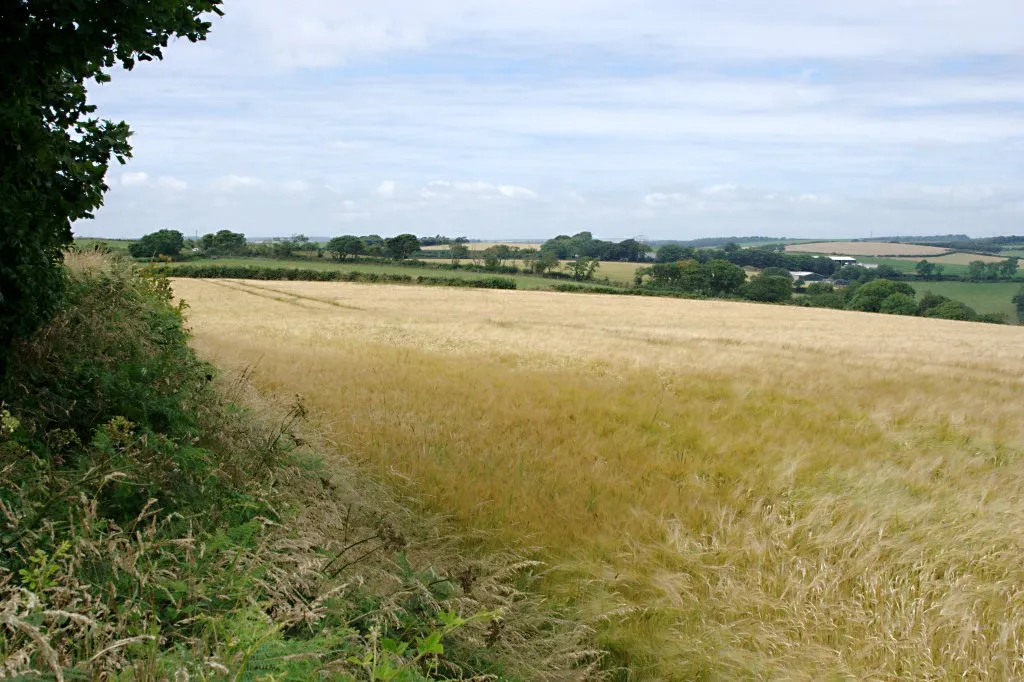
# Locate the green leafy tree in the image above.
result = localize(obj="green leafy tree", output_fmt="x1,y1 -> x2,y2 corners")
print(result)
926,300 -> 979,322
760,267 -> 792,279
742,274 -> 793,303
325,235 -> 364,261
522,249 -> 559,274
450,242 -> 470,265
967,260 -> 989,282
384,234 -> 421,260
199,229 -> 247,255
917,291 -> 952,316
0,0 -> 222,365
128,229 -> 185,259
1014,286 -> 1024,323
915,260 -> 936,279
1000,257 -> 1020,279
703,260 -> 747,296
566,257 -> 600,281
656,244 -> 691,263
805,282 -> 835,296
879,293 -> 918,316
614,239 -> 649,262
269,235 -> 308,259
847,279 -> 916,313
482,244 -> 514,269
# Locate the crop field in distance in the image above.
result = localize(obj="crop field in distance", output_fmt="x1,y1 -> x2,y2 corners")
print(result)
786,241 -> 951,256
173,278 -> 1024,680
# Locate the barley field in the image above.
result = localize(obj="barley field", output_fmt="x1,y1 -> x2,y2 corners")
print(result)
174,278 -> 1024,680
786,241 -> 951,257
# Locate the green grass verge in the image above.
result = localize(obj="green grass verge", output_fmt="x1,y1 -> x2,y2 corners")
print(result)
0,254 -> 602,679
162,257 -> 586,290
910,281 -> 1022,320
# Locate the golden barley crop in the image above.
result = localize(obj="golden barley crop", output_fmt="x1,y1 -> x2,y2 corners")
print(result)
173,278 -> 1024,680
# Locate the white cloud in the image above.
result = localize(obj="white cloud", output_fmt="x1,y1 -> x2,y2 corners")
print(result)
121,171 -> 149,187
157,176 -> 188,191
212,174 -> 262,192
195,0 -> 1024,70
83,1 -> 1022,239
281,179 -> 309,193
498,185 -> 538,199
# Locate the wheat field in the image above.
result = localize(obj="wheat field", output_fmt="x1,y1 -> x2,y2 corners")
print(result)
173,278 -> 1024,680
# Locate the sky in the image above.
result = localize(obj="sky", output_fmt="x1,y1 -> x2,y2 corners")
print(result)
84,0 -> 1024,241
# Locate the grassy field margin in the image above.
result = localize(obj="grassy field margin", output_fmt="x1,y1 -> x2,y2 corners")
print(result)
0,253 -> 602,680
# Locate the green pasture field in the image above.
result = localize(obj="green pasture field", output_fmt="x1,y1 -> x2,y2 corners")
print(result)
910,281 -> 1022,320
161,257 -> 565,290
858,257 -> 974,277
73,237 -> 135,251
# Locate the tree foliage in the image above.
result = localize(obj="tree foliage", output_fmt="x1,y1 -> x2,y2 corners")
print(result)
541,232 -> 650,262
879,292 -> 918,316
637,259 -> 747,297
967,258 -> 1019,282
0,0 -> 223,366
846,279 -> 916,313
742,274 -> 793,303
384,234 -> 421,260
128,229 -> 185,258
199,229 -> 247,255
325,235 -> 365,261
1013,286 -> 1024,323
566,256 -> 600,281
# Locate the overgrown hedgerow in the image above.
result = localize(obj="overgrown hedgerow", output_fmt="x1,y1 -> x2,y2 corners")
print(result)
0,253 -> 602,680
160,264 -> 518,290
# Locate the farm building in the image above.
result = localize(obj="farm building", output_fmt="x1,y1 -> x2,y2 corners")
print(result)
829,256 -> 858,265
789,271 -> 827,282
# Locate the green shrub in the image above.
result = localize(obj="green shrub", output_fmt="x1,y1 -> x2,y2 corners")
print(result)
925,300 -> 979,321
160,264 -> 517,290
879,292 -> 918,315
742,275 -> 793,303
0,254 -> 592,678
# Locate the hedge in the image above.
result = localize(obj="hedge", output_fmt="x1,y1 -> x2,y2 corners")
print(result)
156,265 -> 517,289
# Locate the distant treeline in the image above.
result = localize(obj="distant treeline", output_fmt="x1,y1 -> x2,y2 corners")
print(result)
648,236 -> 788,248
907,235 -> 1024,254
854,234 -> 971,244
653,243 -> 842,276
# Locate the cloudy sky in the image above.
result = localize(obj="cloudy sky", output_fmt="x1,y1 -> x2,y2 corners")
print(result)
85,0 -> 1023,241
